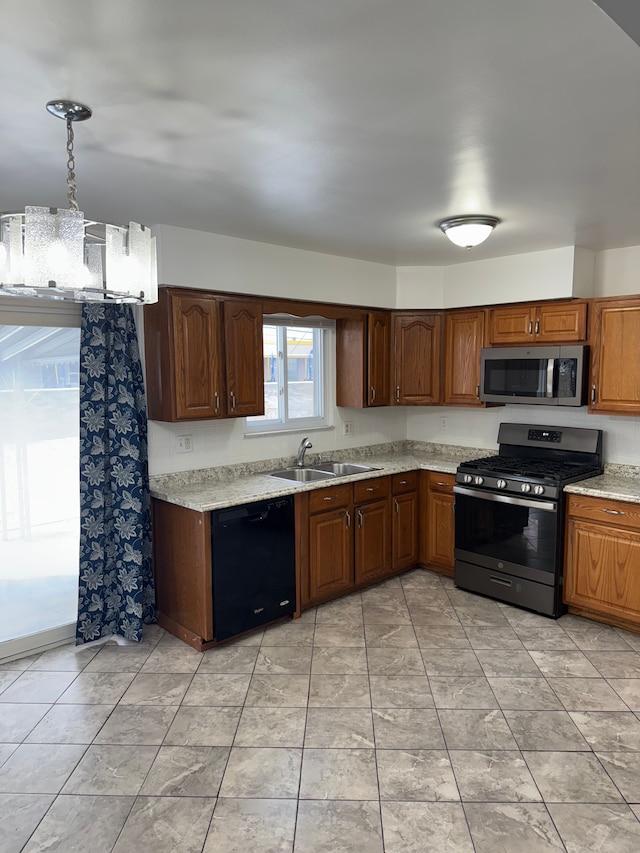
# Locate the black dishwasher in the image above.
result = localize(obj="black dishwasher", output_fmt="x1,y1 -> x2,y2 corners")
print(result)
211,495 -> 296,642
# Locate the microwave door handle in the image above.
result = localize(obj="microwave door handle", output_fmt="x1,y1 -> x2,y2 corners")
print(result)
546,358 -> 555,398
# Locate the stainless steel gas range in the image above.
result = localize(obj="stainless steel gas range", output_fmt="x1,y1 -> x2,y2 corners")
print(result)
453,423 -> 603,618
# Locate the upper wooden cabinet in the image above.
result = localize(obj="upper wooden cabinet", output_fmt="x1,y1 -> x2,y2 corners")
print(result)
393,312 -> 442,405
144,288 -> 264,422
589,296 -> 640,416
336,311 -> 391,408
488,300 -> 588,345
443,309 -> 486,407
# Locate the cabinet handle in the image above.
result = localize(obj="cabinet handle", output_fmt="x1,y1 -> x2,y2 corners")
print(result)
323,495 -> 338,502
365,486 -> 377,492
528,320 -> 533,335
357,509 -> 363,527
399,480 -> 408,486
345,510 -> 351,528
476,384 -> 480,399
603,508 -> 625,515
535,319 -> 540,336
394,498 -> 399,514
370,386 -> 376,402
214,391 -> 220,413
230,391 -> 236,411
396,386 -> 400,402
435,481 -> 449,488
591,385 -> 597,404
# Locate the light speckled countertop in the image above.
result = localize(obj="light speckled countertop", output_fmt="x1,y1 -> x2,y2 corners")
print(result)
564,464 -> 640,504
150,441 -> 640,512
149,440 -> 489,513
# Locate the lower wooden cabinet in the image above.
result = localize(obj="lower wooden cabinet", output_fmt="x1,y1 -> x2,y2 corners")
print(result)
565,494 -> 640,630
300,473 -> 420,607
419,470 -> 455,575
392,472 -> 419,570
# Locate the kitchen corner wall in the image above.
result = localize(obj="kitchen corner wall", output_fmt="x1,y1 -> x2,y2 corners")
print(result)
145,226 -> 640,475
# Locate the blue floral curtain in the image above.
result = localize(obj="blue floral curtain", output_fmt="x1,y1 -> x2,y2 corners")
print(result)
76,303 -> 155,643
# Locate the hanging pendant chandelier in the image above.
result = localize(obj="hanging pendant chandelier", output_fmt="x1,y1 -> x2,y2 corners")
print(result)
0,100 -> 158,303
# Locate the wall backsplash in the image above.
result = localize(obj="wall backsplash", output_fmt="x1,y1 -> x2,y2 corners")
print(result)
148,403 -> 639,477
406,405 -> 640,466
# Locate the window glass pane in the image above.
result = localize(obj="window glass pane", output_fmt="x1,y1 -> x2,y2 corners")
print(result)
286,326 -> 320,420
250,324 -> 280,423
0,324 -> 80,644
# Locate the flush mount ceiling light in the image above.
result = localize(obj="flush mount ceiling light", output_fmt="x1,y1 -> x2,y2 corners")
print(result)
438,215 -> 501,249
0,100 -> 158,303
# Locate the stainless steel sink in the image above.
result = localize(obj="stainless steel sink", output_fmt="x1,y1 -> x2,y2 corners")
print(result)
265,467 -> 336,482
313,461 -> 380,476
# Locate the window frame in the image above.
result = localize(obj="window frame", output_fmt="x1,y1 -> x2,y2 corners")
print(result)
245,315 -> 334,436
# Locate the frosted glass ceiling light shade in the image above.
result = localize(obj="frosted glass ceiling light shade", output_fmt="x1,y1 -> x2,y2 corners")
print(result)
438,215 -> 501,248
0,100 -> 158,303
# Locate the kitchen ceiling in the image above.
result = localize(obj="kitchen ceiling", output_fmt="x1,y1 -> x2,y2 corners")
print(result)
1,0 -> 640,266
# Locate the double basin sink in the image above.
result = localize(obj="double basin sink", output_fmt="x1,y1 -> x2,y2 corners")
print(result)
265,461 -> 380,483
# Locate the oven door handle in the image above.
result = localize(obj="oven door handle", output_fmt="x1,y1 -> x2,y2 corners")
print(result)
453,485 -> 556,512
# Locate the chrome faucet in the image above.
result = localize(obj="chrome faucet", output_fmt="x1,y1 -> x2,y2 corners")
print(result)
295,436 -> 313,467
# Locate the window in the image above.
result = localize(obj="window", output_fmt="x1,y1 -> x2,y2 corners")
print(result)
246,317 -> 333,433
0,298 -> 81,660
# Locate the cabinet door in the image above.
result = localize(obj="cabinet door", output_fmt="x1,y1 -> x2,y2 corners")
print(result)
565,518 -> 640,623
443,310 -> 486,406
309,508 -> 354,602
367,312 -> 391,406
172,293 -> 224,420
424,473 -> 456,573
488,305 -> 535,344
392,491 -> 418,570
223,299 -> 264,417
536,301 -> 587,343
590,298 -> 640,415
354,498 -> 392,584
394,313 -> 442,405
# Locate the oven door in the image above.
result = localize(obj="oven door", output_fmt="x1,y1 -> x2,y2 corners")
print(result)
453,485 -> 560,586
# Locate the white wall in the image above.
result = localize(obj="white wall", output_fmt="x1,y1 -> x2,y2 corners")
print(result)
154,224 -> 397,307
406,405 -> 640,466
594,245 -> 640,296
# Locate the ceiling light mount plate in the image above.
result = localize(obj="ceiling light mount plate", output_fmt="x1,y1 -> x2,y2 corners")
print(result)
45,100 -> 92,122
438,214 -> 501,248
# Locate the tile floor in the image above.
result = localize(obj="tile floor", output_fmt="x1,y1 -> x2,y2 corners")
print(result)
2,569 -> 640,851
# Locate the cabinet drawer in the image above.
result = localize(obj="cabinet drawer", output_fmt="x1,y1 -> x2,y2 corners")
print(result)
427,471 -> 455,494
392,471 -> 418,494
566,494 -> 640,530
309,483 -> 352,514
354,476 -> 391,504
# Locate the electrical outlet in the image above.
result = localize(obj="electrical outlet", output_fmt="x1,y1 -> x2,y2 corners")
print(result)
176,434 -> 193,453
440,416 -> 448,431
343,421 -> 354,436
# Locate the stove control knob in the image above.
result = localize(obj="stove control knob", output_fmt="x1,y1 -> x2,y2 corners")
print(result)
533,485 -> 545,496
521,483 -> 532,493
474,476 -> 484,486
496,479 -> 507,489
463,474 -> 473,484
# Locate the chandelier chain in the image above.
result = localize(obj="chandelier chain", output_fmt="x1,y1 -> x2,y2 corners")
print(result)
66,116 -> 79,211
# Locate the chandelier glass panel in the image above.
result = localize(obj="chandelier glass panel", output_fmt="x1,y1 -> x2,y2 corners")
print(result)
0,101 -> 157,304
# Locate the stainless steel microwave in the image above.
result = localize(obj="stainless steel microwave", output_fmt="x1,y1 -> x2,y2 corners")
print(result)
480,345 -> 588,406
